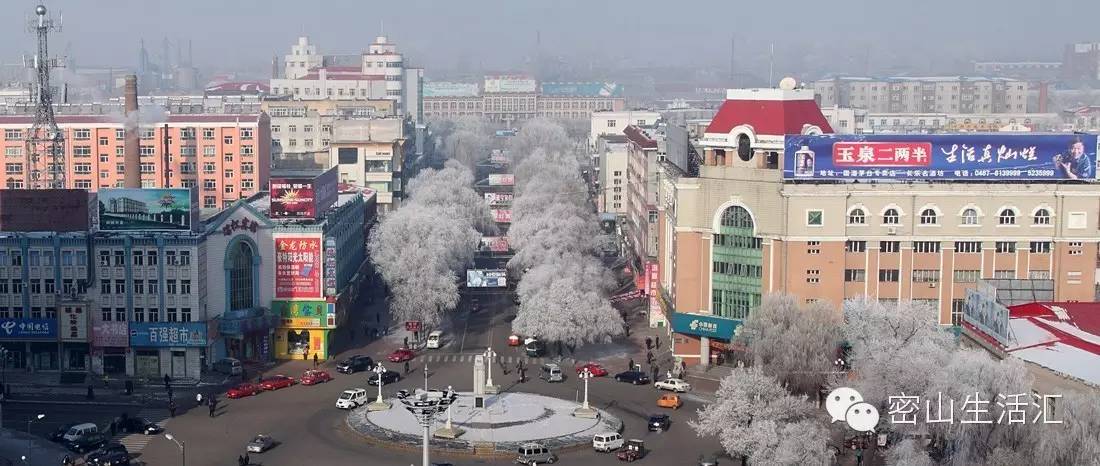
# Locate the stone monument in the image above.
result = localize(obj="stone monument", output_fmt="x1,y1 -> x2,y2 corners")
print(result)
473,354 -> 486,407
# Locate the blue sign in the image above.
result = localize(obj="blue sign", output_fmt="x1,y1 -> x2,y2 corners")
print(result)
0,318 -> 57,340
670,312 -> 739,340
129,322 -> 208,347
784,134 -> 1100,181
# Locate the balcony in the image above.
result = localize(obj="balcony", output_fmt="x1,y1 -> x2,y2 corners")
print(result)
217,307 -> 278,337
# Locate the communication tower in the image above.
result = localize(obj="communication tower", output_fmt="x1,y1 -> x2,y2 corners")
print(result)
24,4 -> 65,189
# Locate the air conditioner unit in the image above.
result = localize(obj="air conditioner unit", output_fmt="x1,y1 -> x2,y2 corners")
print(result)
929,283 -> 937,289
887,227 -> 898,235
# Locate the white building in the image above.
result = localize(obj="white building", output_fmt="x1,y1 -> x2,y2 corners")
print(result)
596,134 -> 630,215
590,110 -> 661,149
329,117 -> 406,213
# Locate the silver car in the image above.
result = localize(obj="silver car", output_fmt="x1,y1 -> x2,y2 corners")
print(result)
246,434 -> 275,453
514,442 -> 557,464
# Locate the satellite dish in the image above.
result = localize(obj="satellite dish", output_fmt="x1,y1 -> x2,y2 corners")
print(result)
779,77 -> 797,90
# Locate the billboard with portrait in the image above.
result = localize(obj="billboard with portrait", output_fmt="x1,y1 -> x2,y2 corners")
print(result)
275,236 -> 323,299
484,192 -> 513,206
97,188 -> 197,231
784,134 -> 1100,182
466,269 -> 507,288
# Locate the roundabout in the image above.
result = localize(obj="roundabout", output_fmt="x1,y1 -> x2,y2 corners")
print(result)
347,391 -> 623,457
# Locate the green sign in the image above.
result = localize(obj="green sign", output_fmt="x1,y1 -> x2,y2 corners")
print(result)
670,312 -> 739,340
272,300 -> 328,328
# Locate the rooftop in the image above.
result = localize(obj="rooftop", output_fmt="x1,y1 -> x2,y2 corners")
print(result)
704,89 -> 833,136
1003,302 -> 1100,386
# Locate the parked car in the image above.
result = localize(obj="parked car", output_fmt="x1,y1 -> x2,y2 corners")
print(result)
115,416 -> 162,435
300,370 -> 333,385
616,439 -> 647,462
226,383 -> 263,399
212,357 -> 242,375
614,370 -> 651,385
654,378 -> 691,393
336,388 -> 369,409
387,348 -> 416,363
258,375 -> 296,391
575,362 -> 609,377
657,394 -> 683,409
514,442 -> 557,465
525,340 -> 546,357
85,442 -> 130,465
246,434 -> 275,453
540,363 -> 564,383
62,423 -> 100,443
49,423 -> 79,442
336,355 -> 374,374
367,370 -> 402,386
65,432 -> 108,453
592,432 -> 624,452
647,414 -> 671,432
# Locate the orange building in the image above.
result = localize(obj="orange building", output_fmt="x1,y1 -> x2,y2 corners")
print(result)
0,114 -> 270,210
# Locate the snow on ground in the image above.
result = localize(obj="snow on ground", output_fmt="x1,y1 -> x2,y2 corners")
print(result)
1011,342 -> 1100,386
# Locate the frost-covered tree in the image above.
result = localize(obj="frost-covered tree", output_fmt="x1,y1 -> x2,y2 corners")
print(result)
444,129 -> 489,169
691,365 -> 833,466
407,161 -> 497,234
512,254 -> 622,349
737,294 -> 843,395
1034,389 -> 1100,466
886,439 -> 935,466
508,119 -> 572,163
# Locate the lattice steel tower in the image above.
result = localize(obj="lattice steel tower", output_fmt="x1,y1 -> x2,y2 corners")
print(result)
25,4 -> 65,189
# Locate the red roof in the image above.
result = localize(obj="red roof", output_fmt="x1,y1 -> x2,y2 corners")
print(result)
704,99 -> 833,135
623,125 -> 657,149
1008,302 -> 1100,354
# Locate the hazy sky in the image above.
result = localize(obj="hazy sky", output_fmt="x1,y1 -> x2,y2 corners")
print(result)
1,0 -> 1097,79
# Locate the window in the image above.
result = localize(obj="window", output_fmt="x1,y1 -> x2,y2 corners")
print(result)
179,251 -> 191,266
955,241 -> 982,253
44,279 -> 55,294
806,270 -> 820,283
148,280 -> 159,295
113,251 -> 125,266
98,251 -> 110,267
1028,270 -> 1051,280
240,128 -> 253,140
844,269 -> 866,282
912,270 -> 940,283
115,308 -> 126,321
147,250 -> 158,265
805,210 -> 824,226
1067,212 -> 1087,229
993,270 -> 1015,279
883,208 -> 900,224
1030,241 -> 1051,253
847,208 -> 866,225
995,241 -> 1016,253
998,208 -> 1017,225
223,135 -> 234,145
148,308 -> 160,322
133,280 -> 144,295
180,280 -> 191,294
919,208 -> 939,225
73,128 -> 91,140
1033,208 -> 1051,225
30,280 -> 41,294
165,251 -> 177,266
807,241 -> 820,255
1068,242 -> 1084,256
961,208 -> 979,225
181,308 -> 192,322
114,280 -> 125,294
203,146 -> 216,157
913,241 -> 941,253
167,308 -> 178,322
242,145 -> 254,155
140,128 -> 155,139
101,307 -> 112,322
879,269 -> 900,282
954,270 -> 980,283
133,308 -> 145,323
880,241 -> 900,253
73,146 -> 92,157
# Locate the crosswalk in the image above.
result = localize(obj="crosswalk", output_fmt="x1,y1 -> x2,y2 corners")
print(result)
110,408 -> 167,454
417,353 -> 551,367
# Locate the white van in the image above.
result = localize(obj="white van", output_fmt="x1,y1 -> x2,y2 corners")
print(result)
336,388 -> 369,409
539,363 -> 564,383
592,432 -> 624,452
62,423 -> 99,442
425,330 -> 443,349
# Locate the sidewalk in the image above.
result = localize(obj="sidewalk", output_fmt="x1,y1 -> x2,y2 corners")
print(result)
0,428 -> 68,466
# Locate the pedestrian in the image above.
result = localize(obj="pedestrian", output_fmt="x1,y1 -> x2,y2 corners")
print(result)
109,419 -> 117,437
646,351 -> 653,365
403,336 -> 409,348
238,455 -> 246,466
666,369 -> 672,380
519,367 -> 527,383
124,379 -> 133,396
103,374 -> 109,388
244,453 -> 251,465
303,351 -> 308,362
655,336 -> 660,350
404,360 -> 410,375
680,360 -> 686,376
375,313 -> 380,323
196,392 -> 203,405
645,337 -> 652,350
163,373 -> 171,390
168,400 -> 177,418
208,401 -> 215,418
652,365 -> 659,384
313,353 -> 319,368
167,385 -> 173,400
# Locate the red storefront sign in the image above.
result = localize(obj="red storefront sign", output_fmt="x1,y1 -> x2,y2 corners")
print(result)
832,142 -> 933,167
275,236 -> 322,299
405,321 -> 422,332
646,261 -> 659,297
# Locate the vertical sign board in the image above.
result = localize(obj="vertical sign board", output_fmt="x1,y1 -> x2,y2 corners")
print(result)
313,167 -> 340,216
62,307 -> 87,342
324,238 -> 338,297
275,236 -> 323,299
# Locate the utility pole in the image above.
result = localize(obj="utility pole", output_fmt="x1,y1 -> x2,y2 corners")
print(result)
24,4 -> 65,189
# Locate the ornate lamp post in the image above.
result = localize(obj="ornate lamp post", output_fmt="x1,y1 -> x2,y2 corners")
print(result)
25,413 -> 44,463
483,347 -> 499,394
573,368 -> 598,418
368,363 -> 391,411
397,387 -> 458,466
164,432 -> 185,466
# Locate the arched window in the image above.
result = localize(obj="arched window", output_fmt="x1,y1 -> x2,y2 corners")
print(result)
1033,208 -> 1051,225
919,208 -> 939,225
998,208 -> 1017,225
883,208 -> 900,225
847,208 -> 866,225
962,208 -> 979,225
229,241 -> 255,311
720,206 -> 754,229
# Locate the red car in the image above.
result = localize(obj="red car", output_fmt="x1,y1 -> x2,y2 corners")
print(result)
299,370 -> 333,385
387,348 -> 416,362
576,362 -> 609,377
258,375 -> 296,390
226,383 -> 262,399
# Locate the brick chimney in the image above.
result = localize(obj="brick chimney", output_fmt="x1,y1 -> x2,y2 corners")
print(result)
123,75 -> 141,188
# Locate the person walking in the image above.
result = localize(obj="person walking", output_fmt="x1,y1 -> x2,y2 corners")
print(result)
628,358 -> 635,371
404,360 -> 410,375
313,353 -> 319,368
163,374 -> 171,391
303,351 -> 308,363
651,365 -> 659,384
208,400 -> 216,418
403,336 -> 409,348
646,351 -> 653,365
666,369 -> 672,380
655,336 -> 661,350
168,400 -> 177,418
238,455 -> 246,466
196,392 -> 204,405
244,453 -> 251,465
645,337 -> 652,350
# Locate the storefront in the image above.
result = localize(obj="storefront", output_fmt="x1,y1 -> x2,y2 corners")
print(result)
669,312 -> 739,367
218,308 -> 276,363
90,320 -> 129,375
0,318 -> 59,371
59,305 -> 90,371
272,300 -> 333,360
128,322 -> 209,380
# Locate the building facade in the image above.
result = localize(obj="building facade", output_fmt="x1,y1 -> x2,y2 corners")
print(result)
423,78 -> 626,123
596,135 -> 629,215
589,110 -> 661,149
328,118 -> 406,213
813,77 -> 1031,114
820,106 -> 1062,134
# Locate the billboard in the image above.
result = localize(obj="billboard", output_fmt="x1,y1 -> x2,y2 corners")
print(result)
484,192 -> 513,206
0,318 -> 57,340
483,75 -> 537,94
963,283 -> 1011,347
540,82 -> 624,98
98,188 -> 197,231
129,322 -> 208,347
270,167 -> 339,219
0,189 -> 89,232
424,81 -> 480,97
275,236 -> 323,299
61,306 -> 88,342
272,300 -> 330,328
466,269 -> 507,287
491,209 -> 512,223
784,134 -> 1100,182
488,174 -> 515,186
91,321 -> 128,347
479,236 -> 510,252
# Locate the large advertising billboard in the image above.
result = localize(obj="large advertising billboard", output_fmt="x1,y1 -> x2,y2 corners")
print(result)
466,269 -> 507,287
0,318 -> 57,340
488,174 -> 515,186
484,192 -> 513,206
483,75 -> 537,94
129,322 -> 208,347
423,81 -> 480,97
540,82 -> 624,98
270,167 -> 339,219
479,236 -> 510,253
491,209 -> 512,223
784,134 -> 1100,182
275,236 -> 323,299
0,189 -> 89,232
98,188 -> 197,231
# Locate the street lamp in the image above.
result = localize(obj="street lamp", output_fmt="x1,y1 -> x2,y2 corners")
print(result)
396,387 -> 457,466
367,363 -> 391,411
164,432 -> 185,466
573,368 -> 598,418
483,347 -> 498,394
26,413 -> 44,463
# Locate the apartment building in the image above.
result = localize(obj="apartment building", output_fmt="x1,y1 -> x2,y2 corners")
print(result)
595,134 -> 629,215
590,110 -> 661,149
813,77 -> 1030,114
820,106 -> 1062,134
328,117 -> 406,213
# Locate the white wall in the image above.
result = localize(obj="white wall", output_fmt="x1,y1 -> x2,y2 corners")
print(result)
589,110 -> 661,148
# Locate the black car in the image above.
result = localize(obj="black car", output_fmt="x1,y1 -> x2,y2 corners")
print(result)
366,370 -> 402,386
115,416 -> 162,435
336,355 -> 374,374
525,340 -> 546,357
614,370 -> 651,385
65,432 -> 109,453
648,414 -> 671,431
85,442 -> 130,465
49,423 -> 78,442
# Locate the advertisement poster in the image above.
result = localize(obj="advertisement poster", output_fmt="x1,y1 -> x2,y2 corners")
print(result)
963,283 -> 1011,346
324,239 -> 337,297
466,269 -> 507,288
272,300 -> 328,328
91,321 -> 129,347
98,188 -> 197,231
488,174 -> 515,186
275,236 -> 323,299
62,307 -> 87,342
479,236 -> 510,252
492,209 -> 512,223
129,322 -> 208,347
784,134 -> 1100,181
279,328 -> 328,359
270,167 -> 338,219
483,75 -> 537,94
0,318 -> 57,340
484,192 -> 513,206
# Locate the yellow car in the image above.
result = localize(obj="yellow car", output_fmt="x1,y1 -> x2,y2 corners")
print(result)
656,394 -> 682,409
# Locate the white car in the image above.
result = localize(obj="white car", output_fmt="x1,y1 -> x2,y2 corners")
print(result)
336,388 -> 369,409
654,378 -> 691,393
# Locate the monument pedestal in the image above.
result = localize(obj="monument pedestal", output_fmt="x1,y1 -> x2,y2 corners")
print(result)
367,401 -> 392,411
572,407 -> 600,419
433,425 -> 465,439
484,384 -> 500,395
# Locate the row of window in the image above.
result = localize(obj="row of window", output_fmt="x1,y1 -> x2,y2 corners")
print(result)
97,250 -> 192,267
841,240 -> 1065,254
0,278 -> 82,295
841,207 -> 1054,227
100,307 -> 192,323
713,262 -> 763,278
839,268 -> 1052,283
99,279 -> 191,295
0,306 -> 58,319
0,250 -> 89,267
3,128 -> 252,141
